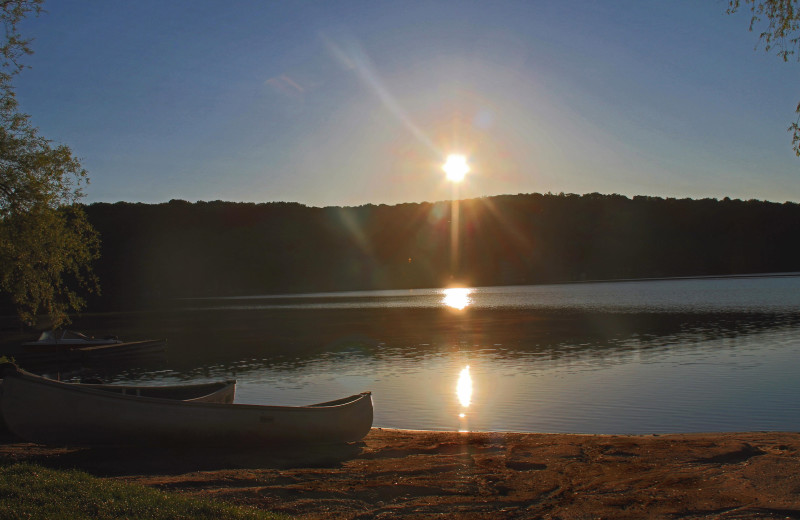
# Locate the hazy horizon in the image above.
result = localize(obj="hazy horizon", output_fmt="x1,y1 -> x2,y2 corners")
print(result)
17,1 -> 800,207
88,189 -> 800,208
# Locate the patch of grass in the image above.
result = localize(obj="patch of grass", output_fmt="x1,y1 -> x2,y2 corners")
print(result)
0,463 -> 291,520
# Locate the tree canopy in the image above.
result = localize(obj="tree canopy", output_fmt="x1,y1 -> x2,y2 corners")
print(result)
81,195 -> 800,309
728,0 -> 800,155
0,0 -> 99,327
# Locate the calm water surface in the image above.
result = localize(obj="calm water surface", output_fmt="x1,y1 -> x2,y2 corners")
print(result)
58,275 -> 800,434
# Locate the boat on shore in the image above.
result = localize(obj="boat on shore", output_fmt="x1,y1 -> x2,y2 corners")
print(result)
0,365 -> 373,446
22,330 -> 123,347
8,330 -> 166,366
0,368 -> 235,435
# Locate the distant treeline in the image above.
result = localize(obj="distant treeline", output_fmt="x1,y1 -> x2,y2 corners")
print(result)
83,193 -> 800,309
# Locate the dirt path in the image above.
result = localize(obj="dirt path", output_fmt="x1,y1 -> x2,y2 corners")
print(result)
2,429 -> 800,519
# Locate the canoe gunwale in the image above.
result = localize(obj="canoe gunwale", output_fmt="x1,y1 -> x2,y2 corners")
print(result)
83,380 -> 237,402
3,368 -> 370,412
80,380 -> 236,393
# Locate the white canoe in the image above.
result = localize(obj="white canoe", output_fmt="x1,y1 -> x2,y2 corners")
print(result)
0,366 -> 372,446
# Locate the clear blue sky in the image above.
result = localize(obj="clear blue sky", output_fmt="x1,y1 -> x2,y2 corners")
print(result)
15,0 -> 800,206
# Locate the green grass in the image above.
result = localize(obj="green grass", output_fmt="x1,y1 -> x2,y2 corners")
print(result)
0,463 -> 291,520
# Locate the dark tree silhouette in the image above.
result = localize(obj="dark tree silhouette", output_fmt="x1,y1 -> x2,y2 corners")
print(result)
80,193 -> 800,311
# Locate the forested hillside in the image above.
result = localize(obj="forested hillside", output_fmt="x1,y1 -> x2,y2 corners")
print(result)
83,193 -> 800,309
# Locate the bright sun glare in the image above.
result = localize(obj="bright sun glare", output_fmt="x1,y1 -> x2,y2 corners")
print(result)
443,154 -> 469,183
443,287 -> 472,310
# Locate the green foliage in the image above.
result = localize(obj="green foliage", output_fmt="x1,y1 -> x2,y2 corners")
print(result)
0,463 -> 290,520
0,0 -> 99,327
728,0 -> 800,155
728,0 -> 800,61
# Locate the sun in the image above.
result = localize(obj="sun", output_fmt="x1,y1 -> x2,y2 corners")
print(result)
443,154 -> 470,183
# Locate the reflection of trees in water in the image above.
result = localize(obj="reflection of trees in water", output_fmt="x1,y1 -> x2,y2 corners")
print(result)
63,307 -> 800,382
354,310 -> 800,372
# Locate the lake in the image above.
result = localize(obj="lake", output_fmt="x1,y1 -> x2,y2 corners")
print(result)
44,274 -> 800,434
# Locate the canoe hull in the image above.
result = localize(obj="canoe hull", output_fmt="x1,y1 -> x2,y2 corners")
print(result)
1,369 -> 372,446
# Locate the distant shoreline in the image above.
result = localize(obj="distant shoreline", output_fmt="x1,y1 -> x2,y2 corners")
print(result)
184,270 -> 800,301
545,269 -> 800,286
84,196 -> 800,307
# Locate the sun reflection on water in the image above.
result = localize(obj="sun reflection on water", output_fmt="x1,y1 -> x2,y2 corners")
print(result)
443,288 -> 473,310
456,365 -> 473,432
457,365 -> 472,408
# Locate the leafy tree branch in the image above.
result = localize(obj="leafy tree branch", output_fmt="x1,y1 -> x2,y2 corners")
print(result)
728,0 -> 800,156
0,0 -> 99,328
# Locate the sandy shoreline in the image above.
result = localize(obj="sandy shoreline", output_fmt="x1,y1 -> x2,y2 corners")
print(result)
2,428 -> 800,519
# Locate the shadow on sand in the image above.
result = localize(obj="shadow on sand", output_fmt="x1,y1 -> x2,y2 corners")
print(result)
0,432 -> 364,477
